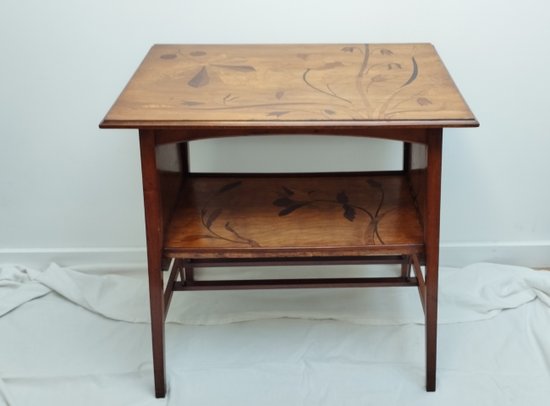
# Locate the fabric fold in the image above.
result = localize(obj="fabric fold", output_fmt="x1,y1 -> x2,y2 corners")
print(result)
0,265 -> 51,317
0,262 -> 549,326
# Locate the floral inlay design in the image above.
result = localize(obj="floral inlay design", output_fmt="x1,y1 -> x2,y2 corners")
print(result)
103,44 -> 476,126
182,181 -> 260,247
179,178 -> 402,247
178,44 -> 439,120
273,179 -> 389,245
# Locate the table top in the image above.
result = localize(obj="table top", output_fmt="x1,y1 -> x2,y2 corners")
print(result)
100,43 -> 478,129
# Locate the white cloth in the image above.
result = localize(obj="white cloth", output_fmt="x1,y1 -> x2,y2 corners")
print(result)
0,262 -> 549,405
1,262 -> 549,325
0,265 -> 51,316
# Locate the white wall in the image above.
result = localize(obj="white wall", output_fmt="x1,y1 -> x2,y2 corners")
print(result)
1,0 -> 549,267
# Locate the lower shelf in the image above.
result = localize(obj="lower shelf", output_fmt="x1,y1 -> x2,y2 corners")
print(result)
163,173 -> 424,258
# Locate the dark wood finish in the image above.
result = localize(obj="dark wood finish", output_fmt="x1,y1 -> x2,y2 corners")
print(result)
100,43 -> 478,397
176,276 -> 419,291
157,141 -> 190,230
164,259 -> 182,319
138,131 -> 166,398
153,127 -> 430,145
158,171 -> 181,230
401,254 -> 412,279
403,142 -> 412,172
411,254 -> 426,312
185,255 -> 408,267
406,141 -> 429,227
178,142 -> 190,175
424,129 -> 442,391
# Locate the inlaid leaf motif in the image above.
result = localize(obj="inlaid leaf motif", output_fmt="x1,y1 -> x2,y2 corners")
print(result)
223,94 -> 239,104
160,54 -> 177,60
282,186 -> 294,196
269,184 -> 384,241
336,191 -> 349,204
388,63 -> 402,70
401,57 -> 418,88
278,203 -> 305,216
217,180 -> 242,194
380,48 -> 394,55
371,75 -> 386,82
205,208 -> 222,228
343,204 -> 356,222
225,222 -> 260,247
324,109 -> 336,115
182,234 -> 217,241
195,181 -> 258,247
212,64 -> 256,72
182,100 -> 203,106
321,62 -> 344,69
188,66 -> 210,88
273,197 -> 295,207
267,111 -> 289,117
275,90 -> 285,100
341,47 -> 355,53
417,97 -> 432,106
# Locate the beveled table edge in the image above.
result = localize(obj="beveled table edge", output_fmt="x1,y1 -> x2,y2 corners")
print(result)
99,118 -> 479,130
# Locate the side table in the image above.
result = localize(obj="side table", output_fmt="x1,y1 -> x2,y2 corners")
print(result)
100,43 -> 478,397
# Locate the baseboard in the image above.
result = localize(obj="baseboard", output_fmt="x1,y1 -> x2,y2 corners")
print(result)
440,241 -> 550,268
1,242 -> 549,270
0,247 -> 147,269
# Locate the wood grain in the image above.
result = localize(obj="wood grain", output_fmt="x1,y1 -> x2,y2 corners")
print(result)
138,131 -> 166,398
424,129 -> 442,391
100,44 -> 478,129
163,174 -> 424,258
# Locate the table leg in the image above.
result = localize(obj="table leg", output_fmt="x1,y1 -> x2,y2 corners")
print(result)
139,131 -> 166,398
425,130 -> 442,391
401,256 -> 411,279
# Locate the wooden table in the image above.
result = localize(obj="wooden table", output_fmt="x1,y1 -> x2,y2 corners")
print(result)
100,43 -> 478,397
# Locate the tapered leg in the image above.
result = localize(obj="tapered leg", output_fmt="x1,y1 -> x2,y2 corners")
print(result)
139,131 -> 166,398
424,130 -> 442,391
148,262 -> 166,398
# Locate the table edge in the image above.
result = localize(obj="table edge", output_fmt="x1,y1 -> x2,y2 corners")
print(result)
99,118 -> 479,130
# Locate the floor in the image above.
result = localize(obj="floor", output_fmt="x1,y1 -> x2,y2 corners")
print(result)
0,262 -> 549,405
